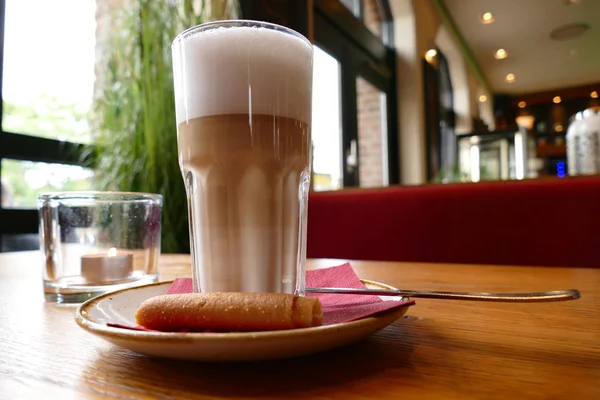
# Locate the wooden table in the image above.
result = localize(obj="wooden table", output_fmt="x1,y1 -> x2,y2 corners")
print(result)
0,251 -> 598,399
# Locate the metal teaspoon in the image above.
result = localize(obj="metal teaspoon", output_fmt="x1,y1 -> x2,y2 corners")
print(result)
305,287 -> 581,302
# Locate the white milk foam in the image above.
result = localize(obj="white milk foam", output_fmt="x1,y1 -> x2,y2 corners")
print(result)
172,25 -> 313,125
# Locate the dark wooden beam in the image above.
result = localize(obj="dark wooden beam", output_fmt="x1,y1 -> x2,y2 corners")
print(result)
0,131 -> 94,167
315,0 -> 388,61
238,0 -> 313,41
0,209 -> 37,234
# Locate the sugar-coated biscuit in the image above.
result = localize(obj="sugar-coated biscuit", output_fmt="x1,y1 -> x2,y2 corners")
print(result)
135,292 -> 323,332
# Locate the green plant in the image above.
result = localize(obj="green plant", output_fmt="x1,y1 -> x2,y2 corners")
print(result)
93,0 -> 239,253
431,164 -> 468,184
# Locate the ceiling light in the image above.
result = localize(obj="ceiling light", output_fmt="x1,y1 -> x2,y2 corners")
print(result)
553,96 -> 562,104
592,91 -> 599,99
494,49 -> 507,59
480,12 -> 494,24
506,73 -> 515,83
555,124 -> 564,132
518,101 -> 527,108
425,49 -> 437,58
479,95 -> 487,103
516,115 -> 536,131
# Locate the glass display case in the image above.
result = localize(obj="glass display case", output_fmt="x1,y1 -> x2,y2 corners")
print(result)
457,129 -> 567,182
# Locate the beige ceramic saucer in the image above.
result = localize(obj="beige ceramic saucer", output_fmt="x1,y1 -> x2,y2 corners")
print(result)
75,280 -> 411,362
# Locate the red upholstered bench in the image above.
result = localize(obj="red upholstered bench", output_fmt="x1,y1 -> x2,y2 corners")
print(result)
306,177 -> 600,268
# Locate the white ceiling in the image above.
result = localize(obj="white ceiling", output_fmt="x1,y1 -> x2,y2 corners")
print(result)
444,0 -> 600,95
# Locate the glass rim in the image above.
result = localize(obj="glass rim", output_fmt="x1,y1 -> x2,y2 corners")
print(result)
37,191 -> 163,203
171,19 -> 312,49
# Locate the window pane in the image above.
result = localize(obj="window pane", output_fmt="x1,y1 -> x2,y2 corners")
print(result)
1,160 -> 95,209
312,46 -> 343,191
2,0 -> 96,143
357,77 -> 388,188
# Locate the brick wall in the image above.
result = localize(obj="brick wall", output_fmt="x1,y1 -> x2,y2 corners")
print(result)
357,0 -> 386,188
363,0 -> 382,38
357,77 -> 385,187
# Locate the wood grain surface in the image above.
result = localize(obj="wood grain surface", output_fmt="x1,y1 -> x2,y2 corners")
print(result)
0,251 -> 598,399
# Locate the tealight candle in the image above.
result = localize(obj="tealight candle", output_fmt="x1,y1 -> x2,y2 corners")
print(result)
81,247 -> 133,283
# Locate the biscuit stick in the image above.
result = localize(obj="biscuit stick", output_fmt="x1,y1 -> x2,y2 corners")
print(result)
135,292 -> 323,332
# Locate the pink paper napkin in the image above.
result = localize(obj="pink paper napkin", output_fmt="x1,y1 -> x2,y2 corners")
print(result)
306,263 -> 415,325
107,263 -> 414,331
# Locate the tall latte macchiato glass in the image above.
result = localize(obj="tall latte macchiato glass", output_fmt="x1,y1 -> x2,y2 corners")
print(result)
172,21 -> 313,295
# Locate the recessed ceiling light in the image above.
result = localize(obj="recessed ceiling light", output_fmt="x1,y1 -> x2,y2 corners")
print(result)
480,12 -> 494,24
553,96 -> 562,104
518,101 -> 527,108
479,95 -> 487,103
506,73 -> 515,83
494,49 -> 508,59
425,49 -> 437,58
591,91 -> 599,99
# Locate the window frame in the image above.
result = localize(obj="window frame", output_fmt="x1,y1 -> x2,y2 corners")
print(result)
0,0 -> 95,243
314,0 -> 399,187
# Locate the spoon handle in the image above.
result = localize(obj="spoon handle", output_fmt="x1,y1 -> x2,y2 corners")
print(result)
305,288 -> 581,302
